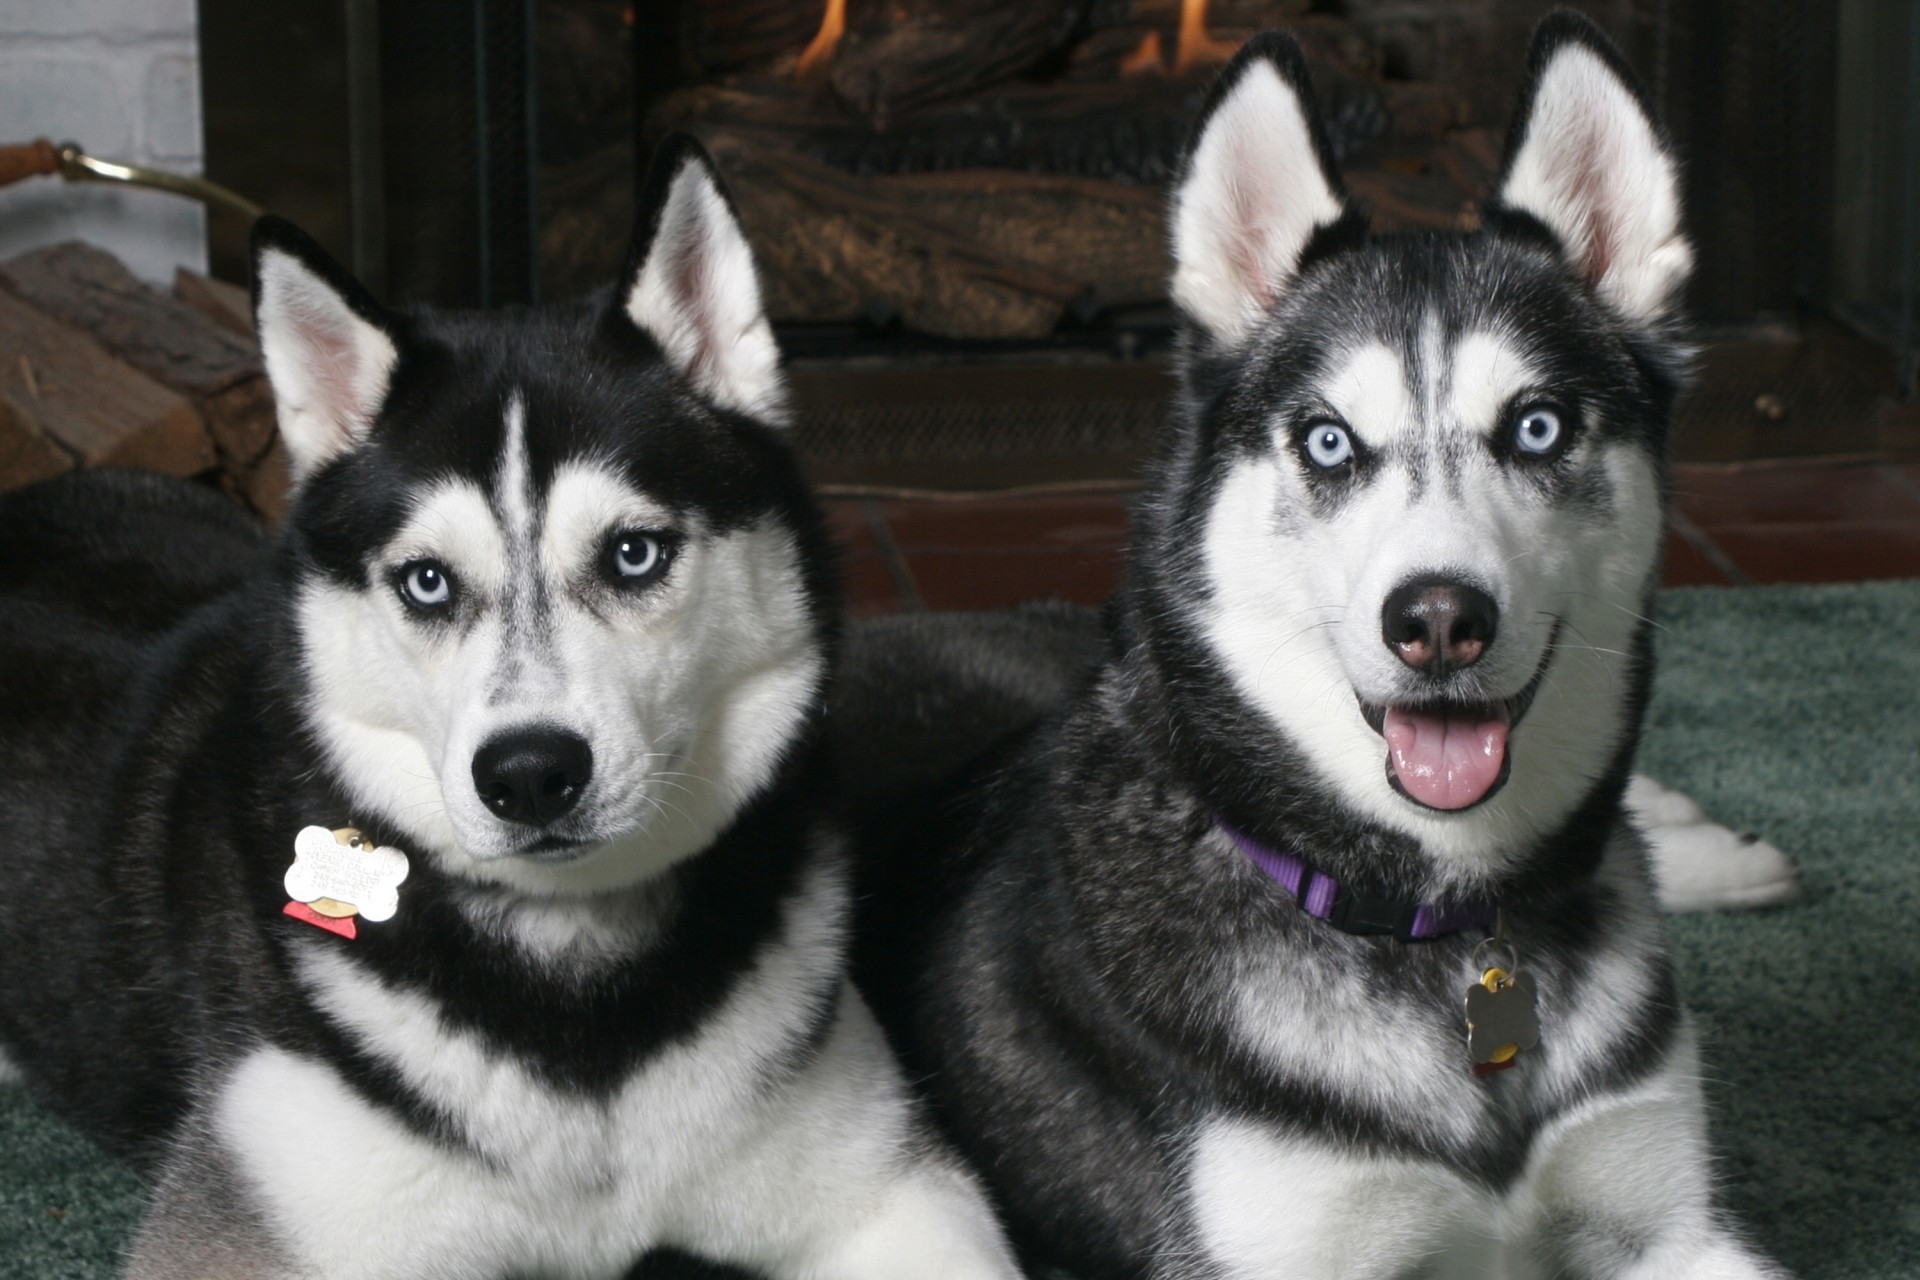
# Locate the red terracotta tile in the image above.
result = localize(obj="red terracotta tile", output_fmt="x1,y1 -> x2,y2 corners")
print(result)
822,499 -> 912,615
902,549 -> 1123,611
880,493 -> 1134,554
822,498 -> 879,556
1671,462 -> 1920,529
1706,522 -> 1920,584
843,555 -> 907,616
1660,529 -> 1733,587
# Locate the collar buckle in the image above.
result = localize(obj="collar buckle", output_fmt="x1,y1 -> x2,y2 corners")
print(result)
1325,889 -> 1421,941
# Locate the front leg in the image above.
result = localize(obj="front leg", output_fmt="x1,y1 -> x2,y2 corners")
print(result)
676,988 -> 1021,1280
1180,1115 -> 1497,1280
1625,775 -> 1798,913
784,1155 -> 1020,1280
1523,1025 -> 1788,1279
127,1119 -> 313,1280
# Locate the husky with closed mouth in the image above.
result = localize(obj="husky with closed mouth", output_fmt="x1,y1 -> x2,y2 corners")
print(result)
845,16 -> 1789,1279
0,139 -> 1018,1280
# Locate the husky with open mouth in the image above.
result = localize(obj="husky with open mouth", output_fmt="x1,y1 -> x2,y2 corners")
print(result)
844,16 -> 1789,1278
0,139 -> 1018,1279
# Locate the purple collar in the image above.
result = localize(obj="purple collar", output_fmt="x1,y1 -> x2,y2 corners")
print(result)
1217,819 -> 1497,942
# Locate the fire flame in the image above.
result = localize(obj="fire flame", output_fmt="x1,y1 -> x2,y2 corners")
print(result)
798,0 -> 1234,80
797,0 -> 846,76
1174,0 -> 1238,74
1120,31 -> 1164,76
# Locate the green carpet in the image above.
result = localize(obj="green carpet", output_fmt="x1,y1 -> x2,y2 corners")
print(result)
3,580 -> 1916,1278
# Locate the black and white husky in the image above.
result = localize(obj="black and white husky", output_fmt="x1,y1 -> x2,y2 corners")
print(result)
845,16 -> 1791,1279
0,140 -> 1018,1279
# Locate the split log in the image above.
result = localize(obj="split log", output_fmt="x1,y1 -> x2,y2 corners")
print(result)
221,435 -> 291,528
197,375 -> 279,473
828,0 -> 1084,124
0,243 -> 261,400
0,289 -> 213,474
0,244 -> 277,481
0,392 -> 74,491
173,268 -> 254,339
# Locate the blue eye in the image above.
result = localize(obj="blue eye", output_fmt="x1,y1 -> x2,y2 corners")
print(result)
402,562 -> 452,609
1304,422 -> 1354,469
606,532 -> 672,584
1513,406 -> 1564,456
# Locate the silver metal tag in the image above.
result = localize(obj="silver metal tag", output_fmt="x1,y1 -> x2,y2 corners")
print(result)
1466,967 -> 1539,1073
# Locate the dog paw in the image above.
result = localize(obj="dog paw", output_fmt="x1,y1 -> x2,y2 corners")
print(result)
1628,777 -> 1801,913
1624,775 -> 1709,828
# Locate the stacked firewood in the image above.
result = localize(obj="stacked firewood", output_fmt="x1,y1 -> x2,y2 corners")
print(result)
0,244 -> 284,520
643,0 -> 1496,340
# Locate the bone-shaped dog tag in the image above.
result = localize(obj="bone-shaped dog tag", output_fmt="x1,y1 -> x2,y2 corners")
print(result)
1465,966 -> 1539,1077
283,826 -> 409,939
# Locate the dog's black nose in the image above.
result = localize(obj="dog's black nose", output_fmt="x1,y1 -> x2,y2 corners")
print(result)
1382,577 -> 1498,676
472,728 -> 593,827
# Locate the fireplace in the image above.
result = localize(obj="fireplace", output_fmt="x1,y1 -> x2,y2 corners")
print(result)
199,0 -> 1878,485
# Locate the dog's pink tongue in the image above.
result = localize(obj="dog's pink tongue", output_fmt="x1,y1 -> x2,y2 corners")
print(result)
1383,706 -> 1510,810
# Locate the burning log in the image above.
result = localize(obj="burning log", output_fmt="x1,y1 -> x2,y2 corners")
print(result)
687,0 -> 827,72
652,76 -> 1206,184
705,133 -> 1166,339
826,0 -> 1085,124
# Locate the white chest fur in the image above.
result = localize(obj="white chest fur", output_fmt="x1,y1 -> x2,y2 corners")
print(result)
210,860 -> 968,1280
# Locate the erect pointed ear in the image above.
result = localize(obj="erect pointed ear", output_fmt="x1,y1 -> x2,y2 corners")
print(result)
1491,11 -> 1692,324
252,216 -> 401,483
619,135 -> 786,426
1169,31 -> 1353,349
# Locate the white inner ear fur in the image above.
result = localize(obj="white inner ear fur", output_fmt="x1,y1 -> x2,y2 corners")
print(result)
1497,44 -> 1692,324
1171,59 -> 1346,348
626,159 -> 788,426
255,248 -> 399,482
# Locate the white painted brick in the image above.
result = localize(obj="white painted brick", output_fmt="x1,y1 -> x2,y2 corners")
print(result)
142,51 -> 202,162
0,52 -> 140,156
0,0 -> 194,43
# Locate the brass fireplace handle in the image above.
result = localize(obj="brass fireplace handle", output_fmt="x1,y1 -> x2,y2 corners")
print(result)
0,138 -> 262,220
